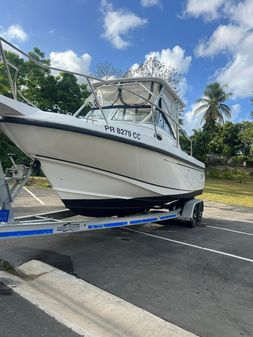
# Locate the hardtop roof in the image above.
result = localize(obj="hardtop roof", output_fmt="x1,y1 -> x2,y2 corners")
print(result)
93,77 -> 185,108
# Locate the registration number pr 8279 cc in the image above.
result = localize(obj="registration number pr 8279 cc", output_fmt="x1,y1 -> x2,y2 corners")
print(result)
104,125 -> 141,140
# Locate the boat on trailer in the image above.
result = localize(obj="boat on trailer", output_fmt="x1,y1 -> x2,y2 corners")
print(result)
0,37 -> 205,217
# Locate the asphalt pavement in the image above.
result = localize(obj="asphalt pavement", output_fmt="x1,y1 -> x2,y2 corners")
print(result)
0,282 -> 80,337
0,187 -> 253,337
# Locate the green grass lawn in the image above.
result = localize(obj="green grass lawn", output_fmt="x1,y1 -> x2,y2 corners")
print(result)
27,176 -> 51,188
201,177 -> 253,208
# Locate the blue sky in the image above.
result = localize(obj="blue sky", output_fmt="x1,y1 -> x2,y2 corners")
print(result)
1,0 -> 253,133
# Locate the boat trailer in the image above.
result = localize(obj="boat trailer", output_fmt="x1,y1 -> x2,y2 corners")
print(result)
0,157 -> 204,240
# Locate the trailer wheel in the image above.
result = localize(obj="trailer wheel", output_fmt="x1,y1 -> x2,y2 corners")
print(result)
188,202 -> 203,228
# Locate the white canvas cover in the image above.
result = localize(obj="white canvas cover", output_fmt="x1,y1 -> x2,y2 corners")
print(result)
96,81 -> 161,107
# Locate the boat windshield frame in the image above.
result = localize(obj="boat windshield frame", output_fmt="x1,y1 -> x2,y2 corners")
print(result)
0,36 -> 192,156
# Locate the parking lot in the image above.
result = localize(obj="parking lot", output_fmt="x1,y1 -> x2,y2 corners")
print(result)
0,187 -> 253,337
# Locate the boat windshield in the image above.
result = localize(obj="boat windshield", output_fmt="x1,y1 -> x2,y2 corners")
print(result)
112,107 -> 151,122
85,105 -> 175,138
85,106 -> 151,123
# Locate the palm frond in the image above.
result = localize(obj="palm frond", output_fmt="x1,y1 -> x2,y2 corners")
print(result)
193,104 -> 209,114
202,106 -> 213,122
217,113 -> 224,124
220,103 -> 231,118
196,97 -> 210,104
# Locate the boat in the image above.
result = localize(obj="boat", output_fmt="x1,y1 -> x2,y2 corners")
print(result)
0,38 -> 205,217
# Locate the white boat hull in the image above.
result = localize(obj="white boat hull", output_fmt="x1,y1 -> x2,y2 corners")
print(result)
1,116 -> 205,216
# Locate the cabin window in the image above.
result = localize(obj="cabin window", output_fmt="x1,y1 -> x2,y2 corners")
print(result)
112,107 -> 151,123
155,111 -> 175,138
86,108 -> 111,121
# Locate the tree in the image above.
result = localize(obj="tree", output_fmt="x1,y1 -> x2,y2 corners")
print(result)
191,122 -> 220,162
190,121 -> 253,164
125,55 -> 182,94
55,72 -> 89,113
21,48 -> 59,110
194,82 -> 232,125
219,122 -> 247,158
239,121 -> 253,156
93,62 -> 123,80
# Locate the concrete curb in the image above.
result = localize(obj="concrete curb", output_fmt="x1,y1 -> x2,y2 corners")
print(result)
0,260 -> 198,337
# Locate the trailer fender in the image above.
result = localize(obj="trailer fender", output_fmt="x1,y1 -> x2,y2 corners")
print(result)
181,199 -> 204,227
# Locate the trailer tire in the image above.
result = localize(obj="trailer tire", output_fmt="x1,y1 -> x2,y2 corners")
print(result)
188,201 -> 203,228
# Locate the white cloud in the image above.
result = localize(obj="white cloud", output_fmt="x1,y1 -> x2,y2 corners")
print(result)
192,0 -> 253,98
216,47 -> 253,98
185,0 -> 253,27
228,0 -> 253,29
184,0 -> 226,20
146,46 -> 192,74
0,24 -> 29,42
230,104 -> 241,122
184,102 -> 203,135
50,50 -> 91,75
100,0 -> 147,49
140,0 -> 161,7
195,25 -> 245,57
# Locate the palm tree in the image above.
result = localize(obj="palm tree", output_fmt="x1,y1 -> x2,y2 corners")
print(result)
194,82 -> 232,124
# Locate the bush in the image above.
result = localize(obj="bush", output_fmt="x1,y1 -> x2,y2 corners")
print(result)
207,168 -> 248,182
223,170 -> 234,179
233,170 -> 248,183
246,160 -> 253,168
208,168 -> 223,178
228,155 -> 248,166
